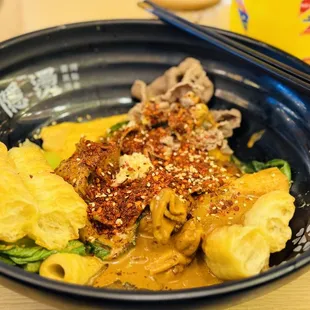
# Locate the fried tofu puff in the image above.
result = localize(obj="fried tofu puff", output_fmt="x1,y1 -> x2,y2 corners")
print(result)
202,191 -> 295,280
8,141 -> 87,250
202,225 -> 270,280
40,253 -> 104,284
244,190 -> 295,253
0,142 -> 38,242
232,167 -> 290,196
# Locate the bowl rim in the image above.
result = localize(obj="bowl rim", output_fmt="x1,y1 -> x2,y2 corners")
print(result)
0,19 -> 309,302
1,19 -> 309,73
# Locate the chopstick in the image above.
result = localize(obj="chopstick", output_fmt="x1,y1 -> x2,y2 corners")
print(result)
138,0 -> 310,92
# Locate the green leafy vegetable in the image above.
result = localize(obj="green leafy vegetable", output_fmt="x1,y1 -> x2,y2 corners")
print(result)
264,159 -> 292,181
87,241 -> 111,260
107,121 -> 129,136
9,248 -> 55,264
23,261 -> 42,273
0,239 -> 53,261
0,244 -> 15,251
44,151 -> 62,170
0,255 -> 16,265
231,156 -> 291,181
0,239 -> 86,272
60,240 -> 86,256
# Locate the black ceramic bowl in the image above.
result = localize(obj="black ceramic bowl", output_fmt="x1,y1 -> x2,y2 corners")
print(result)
0,20 -> 310,310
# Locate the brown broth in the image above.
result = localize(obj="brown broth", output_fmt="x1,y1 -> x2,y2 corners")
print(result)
193,195 -> 257,235
92,194 -> 257,291
93,232 -> 221,290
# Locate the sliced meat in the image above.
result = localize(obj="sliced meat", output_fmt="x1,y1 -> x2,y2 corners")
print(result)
160,135 -> 181,152
55,139 -> 120,197
211,108 -> 242,138
189,128 -> 224,152
131,80 -> 149,103
131,58 -> 214,105
128,102 -> 143,124
220,139 -> 233,155
188,127 -> 233,155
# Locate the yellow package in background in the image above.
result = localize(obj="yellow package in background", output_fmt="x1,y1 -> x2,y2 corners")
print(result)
230,0 -> 310,64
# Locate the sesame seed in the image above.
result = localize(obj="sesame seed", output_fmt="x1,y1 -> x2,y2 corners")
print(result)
147,182 -> 151,187
115,218 -> 123,226
76,158 -> 81,161
88,236 -> 95,242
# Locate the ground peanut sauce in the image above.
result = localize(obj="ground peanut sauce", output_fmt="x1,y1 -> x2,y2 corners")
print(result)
93,195 -> 255,291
